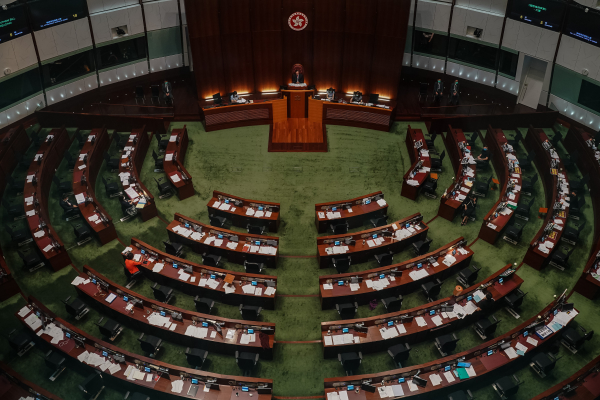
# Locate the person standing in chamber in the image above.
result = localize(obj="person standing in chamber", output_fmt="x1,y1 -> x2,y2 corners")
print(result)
292,70 -> 304,84
450,80 -> 459,105
434,79 -> 444,103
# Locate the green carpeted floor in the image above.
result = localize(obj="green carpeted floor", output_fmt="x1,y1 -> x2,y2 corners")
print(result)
0,121 -> 598,399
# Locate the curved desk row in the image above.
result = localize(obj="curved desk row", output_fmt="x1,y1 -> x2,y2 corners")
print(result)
315,191 -> 387,234
321,264 -> 522,357
478,126 -> 523,244
523,127 -> 569,271
202,99 -> 285,132
17,297 -> 274,398
565,127 -> 600,299
118,127 -> 157,222
401,126 -> 431,201
532,354 -> 600,400
324,299 -> 577,398
208,190 -> 281,233
164,126 -> 194,200
168,213 -> 279,269
24,127 -> 72,271
75,265 -> 275,358
317,213 -> 427,269
439,125 -> 477,222
73,127 -> 117,245
319,238 -> 472,309
0,360 -> 63,400
127,238 -> 277,309
312,99 -> 394,132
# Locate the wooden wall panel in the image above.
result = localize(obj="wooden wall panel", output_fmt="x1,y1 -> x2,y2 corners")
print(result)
252,0 -> 282,93
281,0 -> 314,85
220,0 -> 255,94
313,0 -> 344,92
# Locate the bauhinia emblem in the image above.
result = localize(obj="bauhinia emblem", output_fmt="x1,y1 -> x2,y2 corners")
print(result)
288,12 -> 308,31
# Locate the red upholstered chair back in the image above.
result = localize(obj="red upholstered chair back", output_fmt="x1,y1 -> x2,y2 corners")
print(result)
292,64 -> 304,74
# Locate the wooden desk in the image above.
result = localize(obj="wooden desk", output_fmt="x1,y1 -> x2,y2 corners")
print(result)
322,102 -> 393,132
319,238 -> 472,309
24,127 -> 72,271
281,89 -> 314,118
439,125 -> 477,221
127,238 -> 277,309
202,99 -> 286,132
523,127 -> 569,271
164,126 -> 194,200
324,300 -> 576,398
0,361 -> 63,400
73,127 -> 118,245
317,213 -> 427,269
478,126 -> 523,244
168,213 -> 279,269
315,191 -> 387,234
532,354 -> 600,400
18,297 -> 274,399
118,126 -> 157,222
401,126 -> 431,201
207,190 -> 281,233
321,265 -> 521,357
76,265 -> 275,358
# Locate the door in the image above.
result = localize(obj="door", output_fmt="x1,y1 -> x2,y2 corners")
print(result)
518,74 -> 544,110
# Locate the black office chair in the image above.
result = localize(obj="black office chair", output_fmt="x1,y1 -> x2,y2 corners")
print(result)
103,152 -> 120,171
422,176 -> 438,199
163,240 -> 183,257
550,246 -> 575,270
388,343 -> 410,367
52,175 -> 72,194
113,134 -> 126,151
239,304 -> 262,320
151,85 -> 161,105
6,224 -> 31,245
330,220 -> 349,234
151,282 -> 173,303
61,151 -> 76,171
18,248 -> 44,272
435,333 -> 459,356
16,151 -> 34,169
570,195 -> 586,218
492,375 -> 521,399
63,204 -> 80,221
185,347 -> 208,369
45,350 -> 66,381
2,197 -> 24,219
338,352 -> 362,375
457,264 -> 480,287
96,317 -> 122,341
561,325 -> 593,354
30,130 -> 45,147
332,256 -> 351,273
570,174 -> 589,194
209,214 -> 227,228
474,315 -> 499,340
135,86 -> 145,104
473,176 -> 492,197
430,150 -> 445,171
138,333 -> 162,357
63,295 -> 89,320
503,223 -> 523,245
507,129 -> 523,148
154,177 -> 174,199
412,238 -> 432,256
102,176 -> 120,197
335,302 -> 358,319
381,295 -> 403,312
421,279 -> 442,301
247,223 -> 265,235
530,352 -> 557,378
562,220 -> 586,245
7,329 -> 34,356
370,216 -> 388,228
78,371 -> 104,399
521,174 -> 538,195
551,131 -> 562,147
123,263 -> 143,289
505,289 -> 526,310
374,251 -> 393,267
418,83 -> 429,102
193,296 -> 215,314
515,197 -> 535,220
467,132 -> 478,148
152,150 -> 164,171
447,390 -> 474,400
236,351 -> 259,376
425,131 -> 437,151
202,253 -> 222,268
244,260 -> 264,274
7,175 -> 25,194
562,150 -> 578,170
519,150 -> 535,171
73,224 -> 92,244
155,133 -> 169,152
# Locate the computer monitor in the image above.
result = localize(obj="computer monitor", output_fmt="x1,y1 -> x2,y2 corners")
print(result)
429,310 -> 435,315
332,207 -> 337,211
248,329 -> 254,334
524,331 -> 528,337
145,367 -> 151,373
202,322 -> 208,327
66,332 -> 71,338
562,303 -> 574,311
467,296 -> 472,301
365,199 -> 371,205
242,386 -> 249,392
252,281 -> 257,286
347,385 -> 354,391
398,377 -> 405,383
173,263 -> 178,269
457,362 -> 471,368
499,278 -> 504,284
342,328 -> 349,333
191,378 -> 199,384
255,241 -> 260,246
92,279 -> 97,284
487,350 -> 493,356
210,274 -> 216,279
335,241 -> 340,246
102,351 -> 108,357
413,376 -> 427,388
160,311 -> 166,316
218,234 -> 223,239
388,321 -> 394,326
123,296 -> 129,302
444,366 -> 451,371
338,280 -> 344,286
417,263 -> 422,268
372,234 -> 377,239
379,274 -> 385,279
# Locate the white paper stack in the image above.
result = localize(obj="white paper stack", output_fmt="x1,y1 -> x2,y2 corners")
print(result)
71,276 -> 89,286
515,342 -> 528,354
463,301 -> 477,315
407,380 -> 419,392
409,268 -> 429,281
18,306 -> 30,317
444,371 -> 456,383
191,232 -> 203,241
206,279 -> 219,289
240,333 -> 256,344
527,337 -> 539,346
415,317 -> 427,327
429,374 -> 442,386
242,284 -> 257,294
379,326 -> 399,339
147,312 -> 171,328
170,173 -> 181,183
24,314 -> 42,331
504,347 -> 518,359
171,380 -> 184,393
377,199 -> 387,207
185,326 -> 208,338
466,366 -> 477,377
223,283 -> 236,294
431,315 -> 443,326
152,263 -> 164,273
264,286 -> 276,296
226,242 -> 238,250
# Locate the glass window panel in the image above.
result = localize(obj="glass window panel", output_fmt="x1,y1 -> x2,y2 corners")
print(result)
41,49 -> 96,88
498,49 -> 518,78
448,37 -> 498,71
95,37 -> 147,70
0,68 -> 42,110
579,80 -> 600,114
414,30 -> 448,58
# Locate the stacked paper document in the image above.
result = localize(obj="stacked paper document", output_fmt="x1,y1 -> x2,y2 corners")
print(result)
409,268 -> 429,281
240,333 -> 256,344
147,312 -> 172,328
264,286 -> 276,296
242,284 -> 257,294
185,326 -> 208,338
71,276 -> 90,286
171,380 -> 184,393
38,323 -> 64,344
379,326 -> 399,339
24,314 -> 42,331
152,263 -> 164,273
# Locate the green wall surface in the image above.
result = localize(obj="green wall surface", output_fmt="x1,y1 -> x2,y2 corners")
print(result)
147,27 -> 183,59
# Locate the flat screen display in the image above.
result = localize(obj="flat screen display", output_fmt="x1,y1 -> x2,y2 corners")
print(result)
28,0 -> 88,31
508,0 -> 567,31
565,6 -> 600,47
0,5 -> 29,44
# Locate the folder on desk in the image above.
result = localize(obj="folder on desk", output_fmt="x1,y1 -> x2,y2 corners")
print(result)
456,368 -> 470,380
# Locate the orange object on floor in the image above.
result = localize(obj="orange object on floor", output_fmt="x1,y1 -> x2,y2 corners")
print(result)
453,285 -> 463,296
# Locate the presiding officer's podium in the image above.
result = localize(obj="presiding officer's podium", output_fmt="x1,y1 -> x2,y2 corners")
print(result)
281,89 -> 314,118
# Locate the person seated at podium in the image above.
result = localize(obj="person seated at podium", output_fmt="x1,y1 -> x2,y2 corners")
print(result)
326,88 -> 335,101
230,91 -> 247,104
292,70 -> 304,84
125,252 -> 142,275
351,91 -> 363,104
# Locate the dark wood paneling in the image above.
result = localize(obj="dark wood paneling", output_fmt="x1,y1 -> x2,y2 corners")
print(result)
251,0 -> 282,31
344,0 -> 376,34
341,32 -> 374,94
282,0 -> 314,85
313,0 -> 345,91
252,0 -> 282,92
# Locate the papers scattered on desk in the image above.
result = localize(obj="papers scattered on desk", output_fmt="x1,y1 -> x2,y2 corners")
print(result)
170,173 -> 181,183
395,229 -> 411,240
431,315 -> 443,326
25,196 -> 33,205
407,380 -> 419,392
26,210 -> 36,217
206,279 -> 219,289
379,326 -> 399,339
165,153 -> 173,162
466,366 -> 477,377
18,306 -> 30,318
371,278 -> 390,291
33,230 -> 45,238
318,212 -> 325,219
406,179 -> 420,186
324,335 -> 333,346
108,363 -> 121,375
185,325 -> 208,339
527,337 -> 539,346
71,276 -> 89,286
152,263 -> 164,273
322,283 -> 333,290
264,286 -> 276,296
171,380 -> 184,393
219,203 -> 230,211
243,284 -> 258,294
443,254 -> 456,266
537,244 -> 550,254
349,283 -> 360,291
409,268 -> 429,281
266,211 -> 272,217
444,371 -> 456,383
226,241 -> 238,250
27,174 -> 35,182
226,329 -> 235,340
105,293 -> 117,304
178,271 -> 191,281
463,301 -> 477,315
473,290 -> 485,303
38,323 -> 64,344
504,346 -> 518,359
34,154 -> 43,161
133,253 -> 141,261
377,199 -> 387,207
204,236 -> 215,245
255,210 -> 265,218
223,283 -> 236,294
554,310 -> 578,326
213,238 -> 223,247
415,317 -> 427,327
240,333 -> 256,344
78,164 -> 86,170
147,312 -> 171,328
43,244 -> 53,253
88,214 -> 99,222
169,135 -> 178,142
453,303 -> 466,319
259,246 -> 277,255
326,211 -> 341,219
429,373 -> 442,386
191,232 -> 203,241
515,342 -> 528,354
